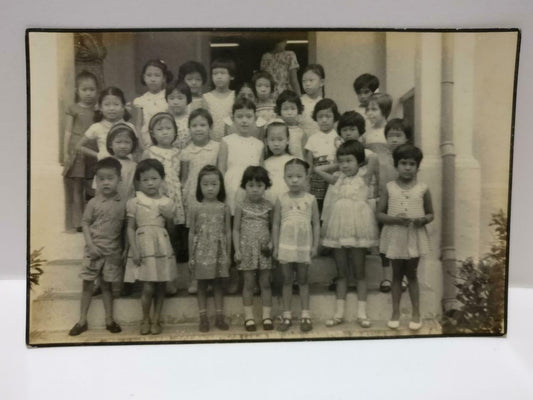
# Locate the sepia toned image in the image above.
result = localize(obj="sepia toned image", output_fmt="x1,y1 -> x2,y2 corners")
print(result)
27,29 -> 518,346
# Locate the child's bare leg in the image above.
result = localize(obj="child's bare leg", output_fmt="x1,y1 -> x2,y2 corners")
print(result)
100,281 -> 114,325
242,271 -> 255,323
333,248 -> 348,300
197,279 -> 208,313
213,279 -> 228,329
259,270 -> 272,308
390,259 -> 405,321
153,282 -> 166,323
296,263 -> 310,312
281,263 -> 293,316
141,282 -> 154,323
351,248 -> 370,325
78,280 -> 94,325
405,258 -> 420,322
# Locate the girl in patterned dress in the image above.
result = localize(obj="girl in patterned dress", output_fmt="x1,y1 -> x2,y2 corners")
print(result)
177,60 -> 208,113
252,70 -> 277,123
106,123 -> 138,201
125,159 -> 177,335
275,90 -> 306,160
189,165 -> 232,332
233,166 -> 274,331
315,140 -> 379,328
260,39 -> 301,97
377,144 -> 434,331
273,158 -> 320,333
166,80 -> 192,150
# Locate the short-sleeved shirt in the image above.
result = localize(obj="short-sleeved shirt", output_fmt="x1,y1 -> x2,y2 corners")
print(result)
260,50 -> 299,97
84,119 -> 135,160
67,103 -> 96,136
133,90 -> 168,148
304,129 -> 338,162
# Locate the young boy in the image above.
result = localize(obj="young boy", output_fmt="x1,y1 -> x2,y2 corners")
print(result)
352,73 -> 380,117
69,157 -> 126,336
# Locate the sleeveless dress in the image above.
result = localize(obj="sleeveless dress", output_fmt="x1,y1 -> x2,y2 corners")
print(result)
288,125 -> 305,159
321,171 -> 379,248
237,198 -> 273,271
222,134 -> 264,215
379,181 -> 431,259
133,90 -> 168,150
142,146 -> 185,225
124,192 -> 177,282
189,202 -> 230,280
264,154 -> 293,204
277,192 -> 315,264
202,90 -> 235,142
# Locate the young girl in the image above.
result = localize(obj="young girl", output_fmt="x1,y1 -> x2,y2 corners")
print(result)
132,59 -> 173,150
300,64 -> 325,139
189,165 -> 232,332
218,98 -> 264,216
177,60 -> 208,113
260,39 -> 301,97
315,141 -> 379,328
166,80 -> 192,150
106,122 -> 138,200
275,90 -> 306,159
78,87 -> 134,162
304,98 -> 340,212
252,70 -> 276,123
125,159 -> 177,335
264,121 -> 294,204
233,166 -> 274,331
364,93 -> 392,146
223,82 -> 266,139
273,158 -> 320,332
63,71 -> 98,231
202,58 -> 236,142
377,144 -> 433,331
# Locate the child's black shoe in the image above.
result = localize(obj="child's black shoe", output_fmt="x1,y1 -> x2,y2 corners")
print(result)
199,315 -> 209,332
215,315 -> 229,330
106,321 -> 122,334
69,322 -> 88,336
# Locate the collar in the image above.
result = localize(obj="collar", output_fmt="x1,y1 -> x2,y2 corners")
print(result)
96,192 -> 122,202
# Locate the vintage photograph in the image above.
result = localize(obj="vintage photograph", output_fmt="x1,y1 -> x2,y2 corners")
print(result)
27,29 -> 518,346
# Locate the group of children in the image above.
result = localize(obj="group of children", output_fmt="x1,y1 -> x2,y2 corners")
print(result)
64,48 -> 433,337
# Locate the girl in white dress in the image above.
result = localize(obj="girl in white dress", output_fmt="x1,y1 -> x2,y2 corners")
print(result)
377,144 -> 434,331
264,120 -> 294,204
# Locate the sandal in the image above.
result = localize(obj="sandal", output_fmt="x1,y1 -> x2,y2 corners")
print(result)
326,317 -> 344,327
262,318 -> 273,331
140,320 -> 151,335
379,279 -> 392,293
278,317 -> 292,332
106,321 -> 122,334
300,318 -> 313,332
151,321 -> 162,335
244,319 -> 256,332
68,322 -> 88,336
357,318 -> 371,328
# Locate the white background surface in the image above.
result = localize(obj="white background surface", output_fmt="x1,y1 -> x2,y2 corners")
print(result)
1,1 -> 532,398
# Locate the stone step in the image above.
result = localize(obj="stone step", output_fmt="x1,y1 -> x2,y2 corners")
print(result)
28,320 -> 443,346
30,289 -> 439,332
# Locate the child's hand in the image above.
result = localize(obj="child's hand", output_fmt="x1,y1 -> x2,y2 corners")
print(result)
273,246 -> 279,261
234,251 -> 242,264
87,244 -> 102,259
396,213 -> 411,226
311,245 -> 318,258
412,217 -> 427,227
260,241 -> 272,257
131,249 -> 141,266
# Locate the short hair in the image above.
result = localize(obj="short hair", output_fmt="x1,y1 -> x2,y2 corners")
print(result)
94,156 -> 122,176
275,90 -> 303,115
312,98 -> 340,122
367,93 -> 393,119
337,111 -> 366,136
384,118 -> 413,143
148,112 -> 178,145
196,165 -> 226,202
302,64 -> 325,80
134,158 -> 165,181
106,123 -> 139,155
336,139 -> 366,166
177,60 -> 207,84
74,71 -> 98,103
240,166 -> 272,189
353,73 -> 380,94
165,80 -> 192,104
211,58 -> 236,77
393,144 -> 423,168
94,86 -> 131,122
284,157 -> 310,173
140,59 -> 173,86
264,120 -> 290,158
188,108 -> 213,128
252,70 -> 275,96
232,97 -> 256,114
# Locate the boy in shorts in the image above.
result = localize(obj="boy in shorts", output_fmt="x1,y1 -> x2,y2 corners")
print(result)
69,157 -> 126,336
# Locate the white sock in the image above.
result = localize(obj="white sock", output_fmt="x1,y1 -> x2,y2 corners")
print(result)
301,309 -> 311,319
334,299 -> 345,319
262,306 -> 272,320
244,306 -> 254,321
282,310 -> 292,320
358,301 -> 367,319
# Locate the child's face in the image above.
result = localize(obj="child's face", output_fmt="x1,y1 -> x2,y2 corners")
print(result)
337,154 -> 359,177
101,94 -> 125,122
245,179 -> 266,202
95,167 -> 120,197
267,125 -> 289,156
77,78 -> 97,105
366,101 -> 385,127
396,158 -> 418,181
111,131 -> 134,159
340,126 -> 361,142
212,68 -> 232,89
189,115 -> 211,145
152,118 -> 176,147
184,72 -> 203,96
144,65 -> 165,93
167,90 -> 189,115
232,108 -> 256,135
200,173 -> 221,201
255,78 -> 272,101
280,101 -> 299,125
284,163 -> 307,193
138,168 -> 163,197
357,88 -> 373,107
302,71 -> 324,97
316,108 -> 335,133
386,129 -> 408,149
238,86 -> 256,102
